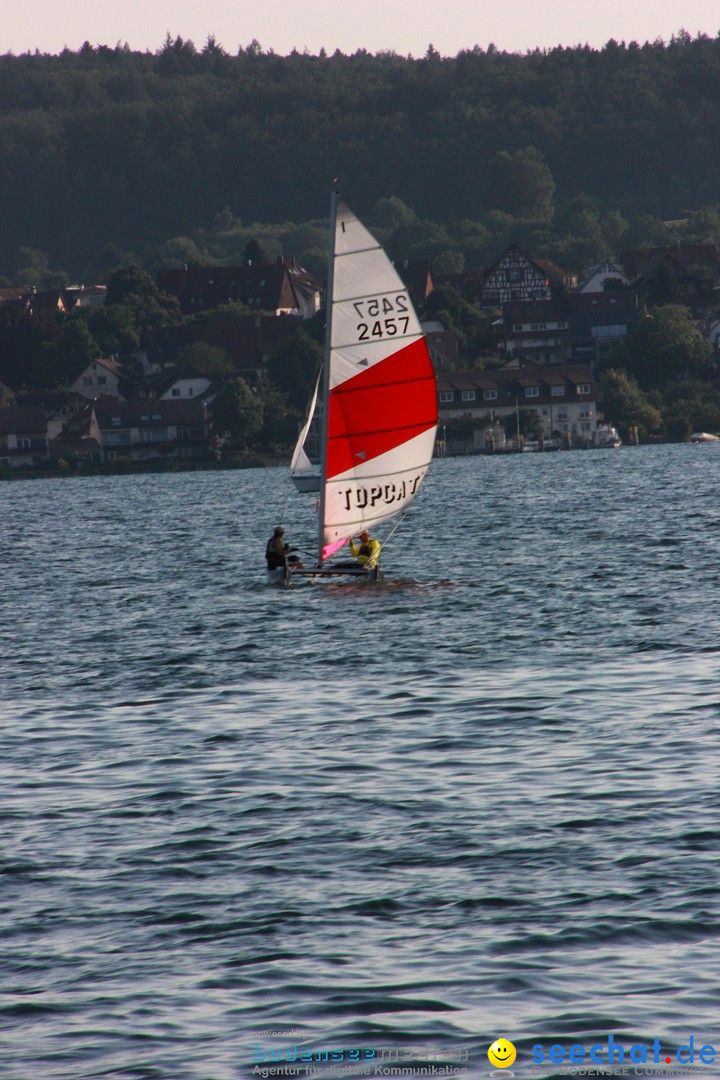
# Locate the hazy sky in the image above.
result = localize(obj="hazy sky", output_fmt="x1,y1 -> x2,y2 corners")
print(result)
2,0 -> 719,57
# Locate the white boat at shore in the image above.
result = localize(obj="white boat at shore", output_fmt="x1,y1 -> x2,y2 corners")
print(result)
689,432 -> 720,443
521,424 -> 621,452
290,373 -> 321,492
591,423 -> 622,449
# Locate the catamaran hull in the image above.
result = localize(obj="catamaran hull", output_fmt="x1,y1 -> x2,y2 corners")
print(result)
289,565 -> 381,584
267,565 -> 381,586
291,473 -> 321,492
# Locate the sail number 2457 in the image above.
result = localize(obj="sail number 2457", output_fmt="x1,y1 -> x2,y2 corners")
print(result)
353,294 -> 410,341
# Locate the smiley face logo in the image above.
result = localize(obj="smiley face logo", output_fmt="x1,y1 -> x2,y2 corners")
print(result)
487,1038 -> 517,1068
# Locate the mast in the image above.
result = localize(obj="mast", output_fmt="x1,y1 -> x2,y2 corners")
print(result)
317,187 -> 338,564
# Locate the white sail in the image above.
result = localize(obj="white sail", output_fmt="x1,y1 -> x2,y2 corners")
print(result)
319,199 -> 437,560
290,373 -> 320,475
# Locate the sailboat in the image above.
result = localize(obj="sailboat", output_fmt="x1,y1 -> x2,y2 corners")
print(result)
285,190 -> 438,582
290,373 -> 321,492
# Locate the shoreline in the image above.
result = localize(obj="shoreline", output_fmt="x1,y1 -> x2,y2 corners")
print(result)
0,454 -> 287,482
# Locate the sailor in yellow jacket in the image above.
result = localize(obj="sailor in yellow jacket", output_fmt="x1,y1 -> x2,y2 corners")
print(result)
349,529 -> 381,569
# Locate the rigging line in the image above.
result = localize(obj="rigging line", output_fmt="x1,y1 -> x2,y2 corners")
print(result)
382,508 -> 409,550
273,481 -> 293,531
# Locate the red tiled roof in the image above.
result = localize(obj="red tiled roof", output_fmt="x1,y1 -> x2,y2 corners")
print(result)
436,363 -> 596,402
156,260 -> 321,315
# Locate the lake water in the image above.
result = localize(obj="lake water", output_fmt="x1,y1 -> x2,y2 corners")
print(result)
2,445 -> 720,1080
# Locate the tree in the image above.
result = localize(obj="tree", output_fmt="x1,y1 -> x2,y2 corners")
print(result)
243,238 -> 266,265
267,328 -> 322,411
154,236 -> 208,269
685,264 -> 715,299
658,378 -> 720,441
50,318 -> 101,384
210,377 -> 263,446
14,246 -> 48,283
386,217 -> 455,264
618,304 -> 712,388
644,259 -> 680,306
105,265 -> 180,326
177,342 -> 233,374
552,196 -> 607,264
597,369 -> 662,439
423,285 -> 497,361
255,377 -> 300,451
81,304 -> 140,357
490,147 -> 555,221
369,196 -> 418,235
432,250 -> 465,274
617,215 -> 672,249
687,206 -> 720,244
7,39 -> 720,285
0,309 -> 62,390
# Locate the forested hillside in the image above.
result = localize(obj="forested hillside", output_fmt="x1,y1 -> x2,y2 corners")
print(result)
3,31 -> 720,283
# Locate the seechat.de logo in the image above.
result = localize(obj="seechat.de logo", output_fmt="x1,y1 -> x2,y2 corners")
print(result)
531,1035 -> 717,1067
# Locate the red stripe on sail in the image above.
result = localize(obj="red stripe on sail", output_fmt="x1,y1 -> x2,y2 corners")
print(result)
326,337 -> 437,480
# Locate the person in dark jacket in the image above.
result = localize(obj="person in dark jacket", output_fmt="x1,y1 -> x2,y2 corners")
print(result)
265,526 -> 303,570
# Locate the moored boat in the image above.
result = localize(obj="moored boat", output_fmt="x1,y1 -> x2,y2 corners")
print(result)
592,423 -> 622,449
290,372 -> 321,492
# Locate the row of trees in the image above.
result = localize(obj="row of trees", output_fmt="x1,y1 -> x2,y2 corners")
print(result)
4,33 -> 720,282
10,192 -> 720,307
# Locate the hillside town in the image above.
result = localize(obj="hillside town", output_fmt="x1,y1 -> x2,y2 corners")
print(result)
1,239 -> 719,471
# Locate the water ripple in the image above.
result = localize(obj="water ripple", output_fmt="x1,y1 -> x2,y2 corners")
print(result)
2,449 -> 720,1078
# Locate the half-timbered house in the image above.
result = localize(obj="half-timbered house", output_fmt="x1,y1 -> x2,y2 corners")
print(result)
480,244 -> 575,307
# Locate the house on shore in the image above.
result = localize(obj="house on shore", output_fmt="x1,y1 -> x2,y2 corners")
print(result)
92,399 -> 211,463
565,291 -> 641,365
63,285 -> 108,310
577,260 -> 630,293
139,365 -> 218,403
422,321 -> 460,369
435,245 -> 575,311
68,357 -> 141,401
499,300 -> 570,365
0,287 -> 68,319
394,259 -> 435,306
619,244 -> 720,280
0,407 -> 49,467
437,359 -> 600,446
48,405 -> 102,464
141,313 -> 304,383
15,391 -> 90,439
495,285 -> 641,368
155,259 -> 322,319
